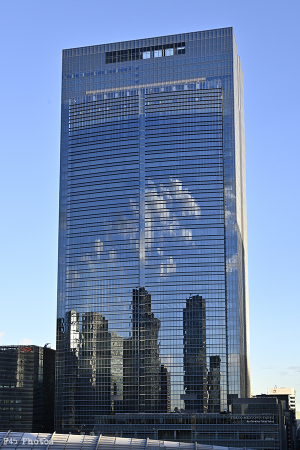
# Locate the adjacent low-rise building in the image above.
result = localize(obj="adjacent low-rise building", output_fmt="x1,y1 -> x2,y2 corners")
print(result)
268,388 -> 296,411
256,388 -> 297,450
0,345 -> 55,432
91,397 -> 286,449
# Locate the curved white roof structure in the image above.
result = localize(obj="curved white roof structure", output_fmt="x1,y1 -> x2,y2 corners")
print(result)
0,432 -> 252,450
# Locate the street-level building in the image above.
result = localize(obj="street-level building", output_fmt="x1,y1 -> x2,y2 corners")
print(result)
0,345 -> 55,432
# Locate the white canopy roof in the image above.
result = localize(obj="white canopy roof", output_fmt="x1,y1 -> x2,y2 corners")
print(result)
0,432 -> 252,450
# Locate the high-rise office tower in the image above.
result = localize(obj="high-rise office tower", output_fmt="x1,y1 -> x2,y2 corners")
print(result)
56,27 -> 250,435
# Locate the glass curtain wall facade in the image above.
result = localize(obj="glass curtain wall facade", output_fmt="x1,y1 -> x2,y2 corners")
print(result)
56,27 -> 250,434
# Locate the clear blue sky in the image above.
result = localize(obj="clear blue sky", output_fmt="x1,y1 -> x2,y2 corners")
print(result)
0,0 -> 299,408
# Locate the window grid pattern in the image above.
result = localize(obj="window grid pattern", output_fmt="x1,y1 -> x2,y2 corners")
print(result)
58,84 -> 226,429
56,28 -> 250,437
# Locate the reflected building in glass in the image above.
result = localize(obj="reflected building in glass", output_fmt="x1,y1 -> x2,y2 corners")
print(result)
182,295 -> 207,413
123,287 -> 166,413
56,27 -> 250,435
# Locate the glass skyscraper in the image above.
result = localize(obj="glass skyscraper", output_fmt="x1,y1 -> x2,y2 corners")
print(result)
56,27 -> 250,436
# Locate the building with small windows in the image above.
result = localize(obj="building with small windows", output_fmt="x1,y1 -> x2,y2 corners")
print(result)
268,388 -> 296,411
92,398 -> 287,448
256,389 -> 297,450
0,345 -> 55,432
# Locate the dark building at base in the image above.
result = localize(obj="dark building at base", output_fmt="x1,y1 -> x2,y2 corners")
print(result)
256,393 -> 297,450
0,345 -> 55,432
94,398 -> 288,450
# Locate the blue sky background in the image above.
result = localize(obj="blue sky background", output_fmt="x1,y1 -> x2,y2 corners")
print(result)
0,0 -> 299,407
